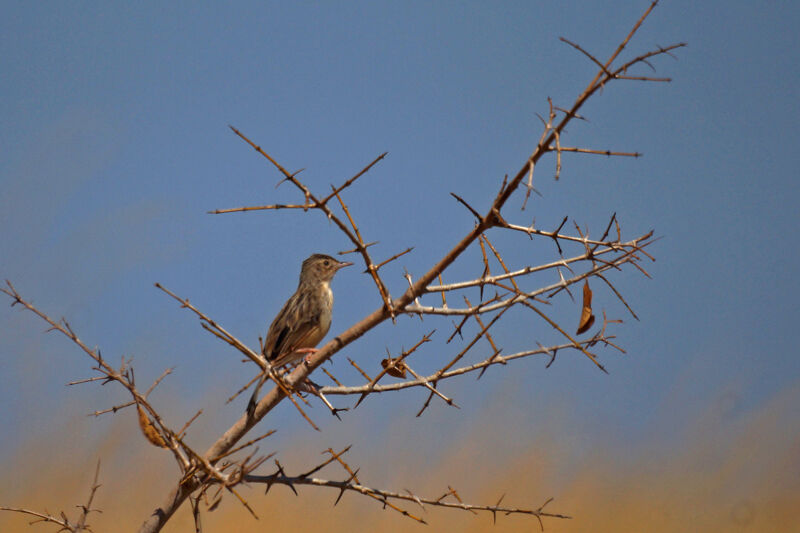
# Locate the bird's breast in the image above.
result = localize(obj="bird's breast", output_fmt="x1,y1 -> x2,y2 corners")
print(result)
319,282 -> 333,332
303,282 -> 332,347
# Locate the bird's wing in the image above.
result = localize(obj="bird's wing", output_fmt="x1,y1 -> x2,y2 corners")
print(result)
264,291 -> 321,364
269,321 -> 323,367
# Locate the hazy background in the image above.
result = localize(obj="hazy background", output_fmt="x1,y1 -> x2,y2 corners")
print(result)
2,1 -> 799,531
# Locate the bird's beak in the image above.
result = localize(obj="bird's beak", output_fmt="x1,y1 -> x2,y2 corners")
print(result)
337,260 -> 354,269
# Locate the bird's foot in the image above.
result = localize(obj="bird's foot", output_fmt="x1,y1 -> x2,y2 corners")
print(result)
294,347 -> 319,367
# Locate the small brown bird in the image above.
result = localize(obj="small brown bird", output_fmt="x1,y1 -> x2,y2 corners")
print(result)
248,253 -> 351,417
263,253 -> 352,367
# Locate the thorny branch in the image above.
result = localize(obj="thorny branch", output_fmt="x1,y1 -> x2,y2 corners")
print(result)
0,283 -> 280,520
1,3 -> 681,532
0,281 -> 194,471
319,339 -> 620,397
246,474 -> 568,524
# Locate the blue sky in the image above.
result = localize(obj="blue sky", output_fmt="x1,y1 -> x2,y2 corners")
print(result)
2,1 -> 799,530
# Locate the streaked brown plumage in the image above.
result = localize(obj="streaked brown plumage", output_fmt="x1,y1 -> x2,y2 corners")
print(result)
248,254 -> 351,418
263,253 -> 352,367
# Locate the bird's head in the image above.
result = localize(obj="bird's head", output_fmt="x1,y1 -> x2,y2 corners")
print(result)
300,253 -> 353,284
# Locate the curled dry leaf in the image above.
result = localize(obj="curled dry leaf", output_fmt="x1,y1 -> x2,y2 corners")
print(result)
381,358 -> 407,379
137,403 -> 168,448
576,279 -> 595,334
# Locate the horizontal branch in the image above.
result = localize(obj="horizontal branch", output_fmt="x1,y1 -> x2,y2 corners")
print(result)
616,75 -> 671,82
407,243 -> 648,316
209,203 -> 315,214
0,507 -> 72,530
424,240 -> 633,293
242,474 -> 570,523
503,221 -> 647,247
548,146 -> 642,157
319,340 -> 598,396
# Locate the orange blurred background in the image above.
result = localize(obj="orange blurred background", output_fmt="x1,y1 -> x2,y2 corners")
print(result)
2,378 -> 797,532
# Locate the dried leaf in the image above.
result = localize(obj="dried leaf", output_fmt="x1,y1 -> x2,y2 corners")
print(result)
381,358 -> 407,379
576,279 -> 595,334
137,403 -> 167,448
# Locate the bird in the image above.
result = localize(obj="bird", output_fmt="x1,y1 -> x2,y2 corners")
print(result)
248,253 -> 351,417
263,253 -> 352,366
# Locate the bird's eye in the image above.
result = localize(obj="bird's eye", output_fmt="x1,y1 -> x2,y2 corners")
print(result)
323,260 -> 330,266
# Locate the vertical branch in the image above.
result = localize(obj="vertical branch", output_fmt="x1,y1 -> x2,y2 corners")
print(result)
331,188 -> 395,319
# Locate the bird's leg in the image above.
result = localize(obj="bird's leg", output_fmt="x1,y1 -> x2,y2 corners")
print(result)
294,347 -> 319,366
